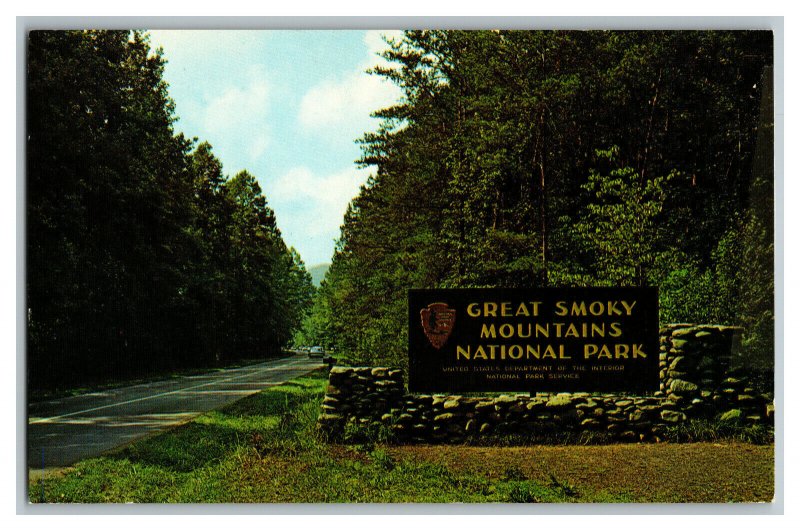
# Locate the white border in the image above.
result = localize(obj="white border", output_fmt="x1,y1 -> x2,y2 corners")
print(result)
8,9 -> 790,527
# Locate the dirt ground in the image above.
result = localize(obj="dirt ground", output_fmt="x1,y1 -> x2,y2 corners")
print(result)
383,442 -> 774,503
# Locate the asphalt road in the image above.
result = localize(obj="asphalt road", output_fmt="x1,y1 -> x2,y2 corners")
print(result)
28,353 -> 324,469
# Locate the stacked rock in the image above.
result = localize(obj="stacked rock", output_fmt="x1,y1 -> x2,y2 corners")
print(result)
711,368 -> 774,424
320,383 -> 672,443
659,324 -> 741,421
317,366 -> 405,435
317,324 -> 773,443
430,396 -> 479,443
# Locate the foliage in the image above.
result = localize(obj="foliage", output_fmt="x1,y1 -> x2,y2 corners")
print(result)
312,30 -> 774,373
661,418 -> 774,445
27,31 -> 313,389
657,262 -> 717,324
575,149 -> 679,286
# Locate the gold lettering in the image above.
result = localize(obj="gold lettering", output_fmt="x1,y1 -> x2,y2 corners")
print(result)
559,345 -> 571,359
488,344 -> 499,359
535,323 -> 549,338
480,323 -> 496,339
571,301 -> 587,316
615,344 -> 629,358
456,345 -> 470,360
584,344 -> 598,358
597,345 -> 613,359
621,300 -> 637,315
555,301 -> 568,316
467,303 -> 480,318
565,323 -> 580,338
633,344 -> 647,358
589,301 -> 605,316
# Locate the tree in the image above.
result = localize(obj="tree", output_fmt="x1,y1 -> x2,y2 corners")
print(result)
27,31 -> 314,389
575,148 -> 680,287
313,30 -> 773,375
28,30 -> 197,384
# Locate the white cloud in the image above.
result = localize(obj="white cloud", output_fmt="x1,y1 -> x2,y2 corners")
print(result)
200,68 -> 271,164
203,71 -> 269,131
288,30 -> 405,263
297,30 -> 403,136
147,30 -> 264,61
267,165 -> 372,264
144,29 -> 401,264
271,165 -> 370,228
147,30 -> 273,166
298,71 -> 399,132
247,133 -> 270,161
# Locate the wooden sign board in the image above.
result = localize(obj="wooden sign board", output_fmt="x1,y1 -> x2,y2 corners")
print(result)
408,287 -> 659,393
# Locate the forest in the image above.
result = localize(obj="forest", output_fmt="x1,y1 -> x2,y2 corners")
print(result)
26,30 -> 775,391
27,31 -> 314,389
301,30 -> 775,376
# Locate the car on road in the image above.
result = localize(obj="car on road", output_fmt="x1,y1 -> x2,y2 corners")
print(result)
308,346 -> 325,358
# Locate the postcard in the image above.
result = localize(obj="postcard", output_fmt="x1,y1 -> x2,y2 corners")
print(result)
26,27 -> 776,506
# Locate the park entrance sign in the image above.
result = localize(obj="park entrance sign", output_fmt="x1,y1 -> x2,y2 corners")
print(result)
408,287 -> 659,393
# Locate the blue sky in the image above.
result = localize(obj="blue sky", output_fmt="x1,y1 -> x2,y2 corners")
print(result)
146,30 -> 403,267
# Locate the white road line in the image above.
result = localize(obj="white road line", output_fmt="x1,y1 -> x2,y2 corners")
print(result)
29,360 -> 316,425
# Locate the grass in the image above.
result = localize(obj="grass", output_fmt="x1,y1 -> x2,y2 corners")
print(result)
662,418 -> 774,445
30,369 -> 774,504
386,442 -> 773,503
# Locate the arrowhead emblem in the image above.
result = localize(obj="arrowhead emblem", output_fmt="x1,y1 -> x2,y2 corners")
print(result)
420,302 -> 456,349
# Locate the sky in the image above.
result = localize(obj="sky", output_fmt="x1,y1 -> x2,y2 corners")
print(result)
146,30 -> 404,267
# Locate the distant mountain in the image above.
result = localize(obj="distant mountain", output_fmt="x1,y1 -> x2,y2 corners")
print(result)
308,263 -> 330,287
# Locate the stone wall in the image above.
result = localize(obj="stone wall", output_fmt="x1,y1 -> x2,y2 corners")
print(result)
317,324 -> 773,443
659,324 -> 773,424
